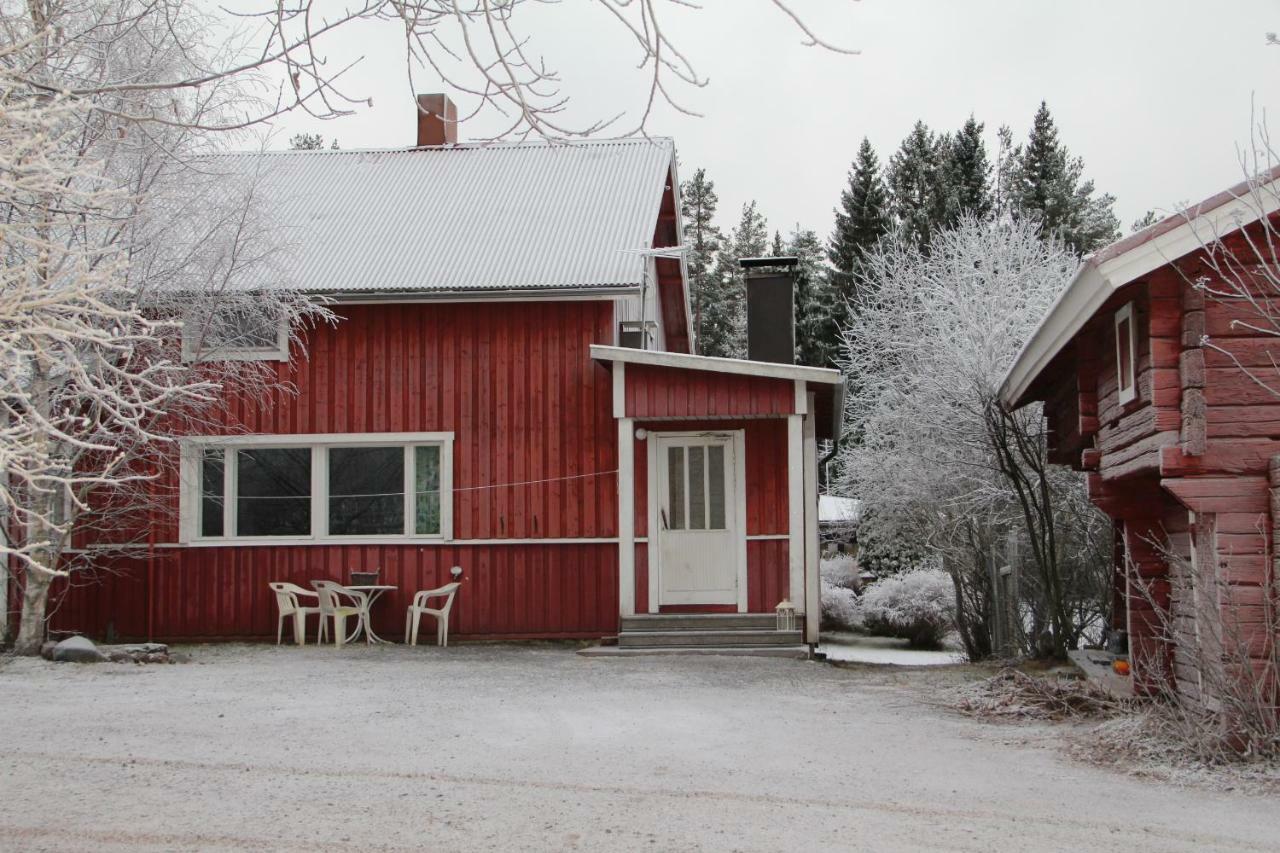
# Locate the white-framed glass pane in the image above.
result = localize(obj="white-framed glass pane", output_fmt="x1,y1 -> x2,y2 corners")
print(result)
707,445 -> 726,530
688,446 -> 706,530
1117,316 -> 1133,392
328,446 -> 404,535
667,446 -> 685,530
414,446 -> 441,535
236,448 -> 311,536
199,449 -> 225,537
206,308 -> 279,351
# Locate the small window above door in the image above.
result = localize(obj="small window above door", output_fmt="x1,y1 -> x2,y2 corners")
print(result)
1115,302 -> 1137,405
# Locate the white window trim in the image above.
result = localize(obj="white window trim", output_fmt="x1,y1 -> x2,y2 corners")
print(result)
180,319 -> 289,363
1114,302 -> 1137,406
180,432 -> 454,545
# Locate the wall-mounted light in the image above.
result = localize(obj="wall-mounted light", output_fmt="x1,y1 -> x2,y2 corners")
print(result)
634,428 -> 648,441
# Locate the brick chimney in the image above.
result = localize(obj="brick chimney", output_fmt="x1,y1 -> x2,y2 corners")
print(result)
415,94 -> 457,146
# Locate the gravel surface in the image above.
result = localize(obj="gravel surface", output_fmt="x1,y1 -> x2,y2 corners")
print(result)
1,644 -> 1278,852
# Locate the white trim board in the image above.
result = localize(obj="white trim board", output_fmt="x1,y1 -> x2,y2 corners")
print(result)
590,344 -> 842,385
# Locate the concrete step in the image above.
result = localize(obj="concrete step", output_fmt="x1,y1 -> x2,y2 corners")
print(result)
620,613 -> 784,633
618,629 -> 803,648
580,644 -> 810,659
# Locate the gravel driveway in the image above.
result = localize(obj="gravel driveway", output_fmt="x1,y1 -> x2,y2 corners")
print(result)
1,644 -> 1277,852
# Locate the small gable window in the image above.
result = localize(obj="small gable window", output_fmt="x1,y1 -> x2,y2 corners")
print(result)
1115,302 -> 1136,405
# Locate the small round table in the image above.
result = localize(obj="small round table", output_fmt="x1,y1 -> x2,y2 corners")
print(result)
346,585 -> 398,644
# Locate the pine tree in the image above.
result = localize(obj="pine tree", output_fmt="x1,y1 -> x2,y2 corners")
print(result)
941,115 -> 993,225
679,168 -> 724,354
828,138 -> 891,311
1006,102 -> 1120,254
706,202 -> 769,358
887,121 -> 947,253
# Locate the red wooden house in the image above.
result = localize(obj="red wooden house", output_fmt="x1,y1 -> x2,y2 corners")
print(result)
40,95 -> 842,652
1001,170 -> 1280,699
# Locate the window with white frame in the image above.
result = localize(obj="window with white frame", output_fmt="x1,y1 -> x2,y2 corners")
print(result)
186,433 -> 452,542
182,307 -> 288,362
1114,302 -> 1137,405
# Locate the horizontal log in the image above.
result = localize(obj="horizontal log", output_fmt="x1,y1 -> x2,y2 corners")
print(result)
1162,440 -> 1280,477
1101,430 -> 1177,480
1213,511 -> 1271,535
1161,475 -> 1270,513
1081,448 -> 1101,471
1179,349 -> 1206,389
1182,284 -> 1206,311
1098,405 -> 1156,453
1203,367 -> 1280,406
1206,403 -> 1280,438
1152,337 -> 1182,370
1182,309 -> 1206,347
1203,338 -> 1280,368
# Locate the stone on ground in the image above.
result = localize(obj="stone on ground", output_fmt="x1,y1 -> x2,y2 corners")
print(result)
51,635 -> 107,664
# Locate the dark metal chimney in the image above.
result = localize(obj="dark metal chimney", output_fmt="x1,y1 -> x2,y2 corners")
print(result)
740,256 -> 797,364
415,94 -> 458,146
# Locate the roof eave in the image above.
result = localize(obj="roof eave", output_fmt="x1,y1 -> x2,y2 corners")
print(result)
999,174 -> 1280,409
590,345 -> 843,385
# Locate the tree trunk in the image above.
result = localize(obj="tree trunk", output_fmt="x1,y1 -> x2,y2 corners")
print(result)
14,571 -> 52,655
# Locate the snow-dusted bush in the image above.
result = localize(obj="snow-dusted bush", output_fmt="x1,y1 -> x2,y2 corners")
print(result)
821,581 -> 862,633
860,569 -> 955,649
820,554 -> 861,591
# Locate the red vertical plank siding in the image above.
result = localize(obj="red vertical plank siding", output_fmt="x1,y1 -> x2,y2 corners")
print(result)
625,364 -> 794,419
747,540 -> 790,613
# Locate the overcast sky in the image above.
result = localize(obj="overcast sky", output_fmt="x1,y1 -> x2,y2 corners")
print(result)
269,0 -> 1280,242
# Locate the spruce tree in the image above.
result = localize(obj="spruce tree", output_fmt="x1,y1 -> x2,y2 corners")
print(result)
706,202 -> 769,358
941,115 -> 993,225
679,168 -> 724,354
1006,102 -> 1120,254
887,121 -> 947,253
1131,210 -> 1159,233
828,138 -> 891,310
786,227 -> 837,367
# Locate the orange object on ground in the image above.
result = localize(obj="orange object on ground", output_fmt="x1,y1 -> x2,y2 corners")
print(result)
1113,659 -> 1131,676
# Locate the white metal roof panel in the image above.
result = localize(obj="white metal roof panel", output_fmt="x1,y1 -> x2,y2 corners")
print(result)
206,138 -> 675,294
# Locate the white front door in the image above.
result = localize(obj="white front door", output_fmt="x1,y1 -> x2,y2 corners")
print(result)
654,434 -> 740,606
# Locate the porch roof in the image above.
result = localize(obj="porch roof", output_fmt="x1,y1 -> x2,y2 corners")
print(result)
590,345 -> 844,441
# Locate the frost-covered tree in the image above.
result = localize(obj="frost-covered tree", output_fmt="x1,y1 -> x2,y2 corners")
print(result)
705,202 -> 770,358
1005,102 -> 1120,254
0,1 -> 338,654
840,217 -> 1111,660
680,168 -> 724,355
829,138 -> 892,309
1131,210 -> 1160,233
886,122 -> 948,253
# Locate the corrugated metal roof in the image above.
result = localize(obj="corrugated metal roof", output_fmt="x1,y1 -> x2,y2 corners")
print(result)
207,138 -> 675,294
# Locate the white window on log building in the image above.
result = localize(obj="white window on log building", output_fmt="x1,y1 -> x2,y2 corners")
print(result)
1115,302 -> 1137,405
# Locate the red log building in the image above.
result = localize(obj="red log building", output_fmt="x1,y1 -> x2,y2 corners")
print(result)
1001,171 -> 1280,699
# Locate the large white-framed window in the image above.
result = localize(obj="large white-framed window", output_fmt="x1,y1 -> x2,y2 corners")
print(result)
181,307 -> 289,363
181,432 -> 453,544
1114,302 -> 1137,406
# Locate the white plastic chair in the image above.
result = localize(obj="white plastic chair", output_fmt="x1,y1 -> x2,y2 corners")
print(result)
312,580 -> 371,646
404,581 -> 461,647
268,582 -> 322,645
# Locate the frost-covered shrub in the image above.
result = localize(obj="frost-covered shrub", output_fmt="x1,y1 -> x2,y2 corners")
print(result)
820,553 -> 861,591
860,569 -> 955,649
854,511 -> 932,576
821,580 -> 862,632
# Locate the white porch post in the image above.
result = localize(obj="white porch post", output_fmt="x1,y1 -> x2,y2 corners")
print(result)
615,362 -> 635,618
618,417 -> 635,617
803,393 -> 820,644
787,414 -> 805,608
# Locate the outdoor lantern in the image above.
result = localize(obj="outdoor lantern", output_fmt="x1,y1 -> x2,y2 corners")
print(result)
775,599 -> 797,632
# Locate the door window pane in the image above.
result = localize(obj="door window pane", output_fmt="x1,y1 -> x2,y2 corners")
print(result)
707,445 -> 726,530
688,446 -> 706,530
414,446 -> 441,535
328,447 -> 404,535
667,446 -> 685,530
200,449 -> 224,537
236,448 -> 311,536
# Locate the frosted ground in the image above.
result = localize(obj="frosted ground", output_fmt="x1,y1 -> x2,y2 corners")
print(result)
2,645 -> 1278,852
